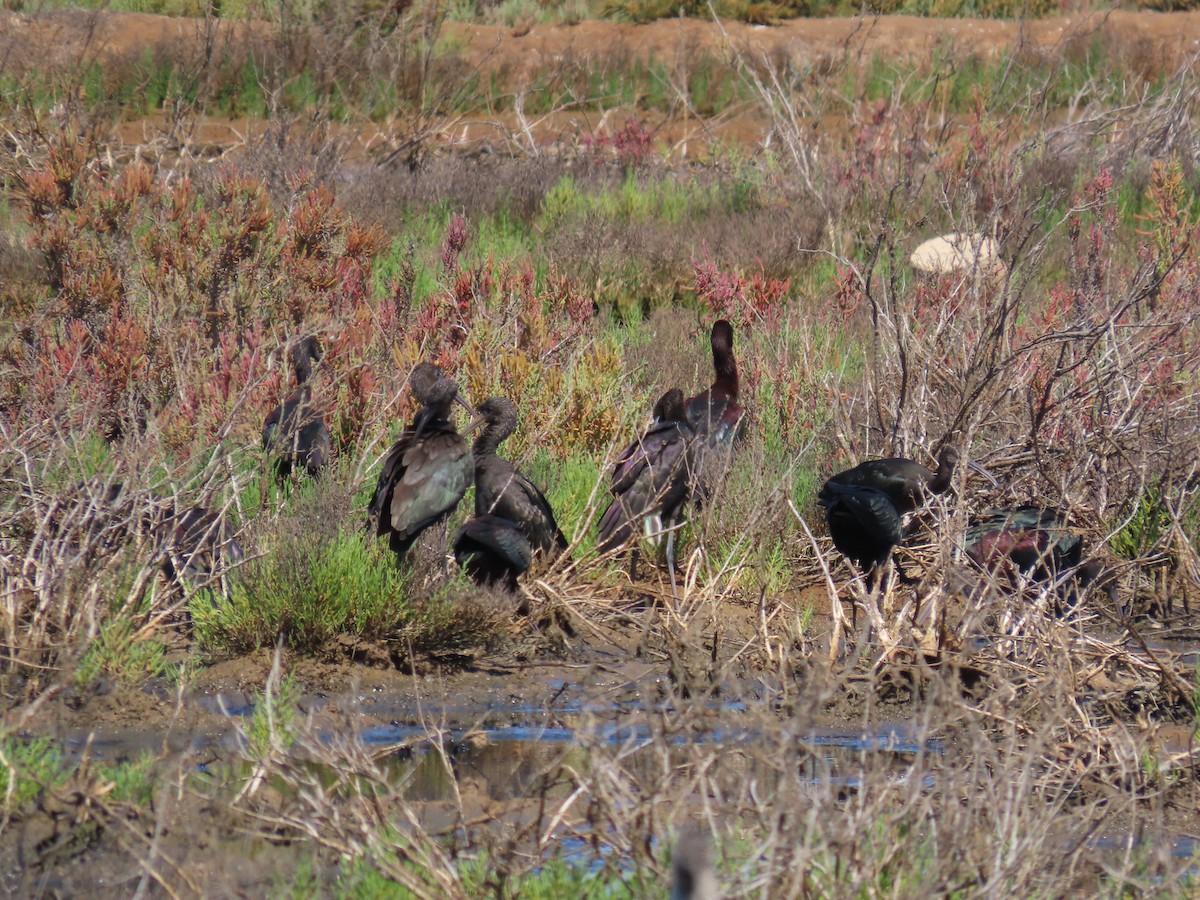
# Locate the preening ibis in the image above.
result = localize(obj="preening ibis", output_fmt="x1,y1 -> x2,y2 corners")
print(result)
818,481 -> 905,580
822,446 -> 962,515
597,388 -> 694,587
453,514 -> 533,593
263,336 -> 330,480
819,446 -> 992,587
965,506 -> 1114,615
368,364 -> 475,561
684,320 -> 746,501
470,396 -> 567,558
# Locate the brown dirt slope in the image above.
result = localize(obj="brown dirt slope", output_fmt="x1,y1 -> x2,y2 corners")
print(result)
447,11 -> 1200,74
1,9 -> 1198,77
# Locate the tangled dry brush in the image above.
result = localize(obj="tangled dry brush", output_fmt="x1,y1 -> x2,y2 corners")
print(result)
1,10 -> 1200,894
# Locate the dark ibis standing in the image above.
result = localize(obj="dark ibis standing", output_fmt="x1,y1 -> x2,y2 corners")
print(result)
818,481 -> 905,581
597,388 -> 694,588
468,397 -> 567,557
684,320 -> 746,501
965,506 -> 1113,616
823,446 -> 961,516
368,364 -> 474,561
156,502 -> 245,590
263,336 -> 331,481
63,480 -> 243,590
452,396 -> 565,592
453,514 -> 533,593
819,446 -> 991,592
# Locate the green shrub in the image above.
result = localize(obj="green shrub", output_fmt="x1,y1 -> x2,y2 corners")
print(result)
99,754 -> 159,806
0,737 -> 68,814
76,615 -> 171,688
192,528 -> 498,659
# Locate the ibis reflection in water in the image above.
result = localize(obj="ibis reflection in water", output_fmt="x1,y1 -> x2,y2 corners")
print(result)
368,364 -> 476,562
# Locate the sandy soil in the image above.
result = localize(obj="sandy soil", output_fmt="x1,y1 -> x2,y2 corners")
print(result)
3,9 -> 1199,158
2,8 -> 1198,73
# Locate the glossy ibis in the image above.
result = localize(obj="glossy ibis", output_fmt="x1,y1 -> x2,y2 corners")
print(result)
156,502 -> 245,589
51,479 -> 139,563
471,397 -> 567,558
965,506 -> 1114,615
368,365 -> 475,561
823,446 -> 964,515
818,481 -> 905,581
597,388 -> 694,587
818,447 -> 992,598
684,320 -> 746,500
453,514 -> 533,592
263,336 -> 330,480
60,480 -> 243,592
56,482 -> 243,595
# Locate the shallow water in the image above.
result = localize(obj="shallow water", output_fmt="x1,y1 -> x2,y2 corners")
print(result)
52,676 -> 945,801
29,668 -> 1200,886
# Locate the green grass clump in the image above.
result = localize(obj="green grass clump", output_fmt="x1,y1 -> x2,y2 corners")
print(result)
197,528 -> 404,649
64,541 -> 175,689
281,851 -> 666,899
1110,490 -> 1170,560
245,672 -> 301,757
460,856 -> 664,899
76,615 -> 172,688
193,527 -> 499,659
0,739 -> 158,816
532,450 -> 607,553
0,737 -> 68,814
98,754 -> 160,806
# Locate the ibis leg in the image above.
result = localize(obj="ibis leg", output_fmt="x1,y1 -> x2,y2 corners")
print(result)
666,527 -> 678,599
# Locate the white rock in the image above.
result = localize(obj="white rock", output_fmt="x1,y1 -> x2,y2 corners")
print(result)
910,233 -> 1002,276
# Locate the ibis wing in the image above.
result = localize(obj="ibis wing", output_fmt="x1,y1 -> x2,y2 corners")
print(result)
610,434 -> 654,493
264,388 -> 317,450
262,404 -> 282,449
820,481 -> 904,570
824,483 -> 904,546
476,457 -> 567,555
513,471 -> 568,553
454,515 -> 533,572
598,424 -> 692,551
610,421 -> 687,490
368,435 -> 413,529
389,433 -> 472,541
967,506 -> 1081,573
296,420 -> 331,474
827,458 -> 934,513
